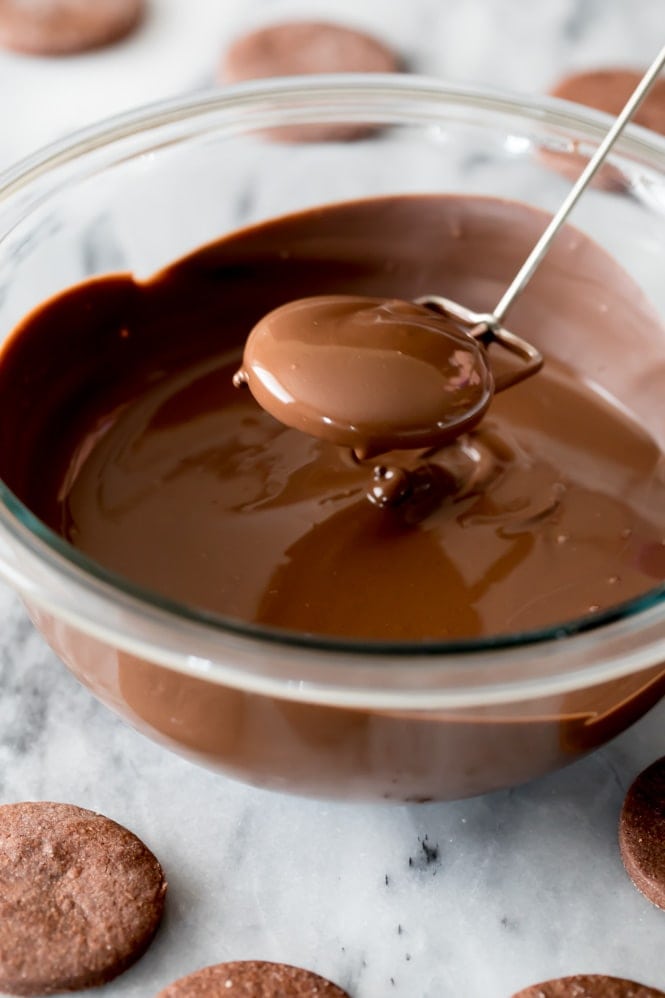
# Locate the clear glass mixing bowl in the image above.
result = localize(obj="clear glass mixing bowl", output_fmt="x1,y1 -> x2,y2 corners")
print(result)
1,75 -> 664,801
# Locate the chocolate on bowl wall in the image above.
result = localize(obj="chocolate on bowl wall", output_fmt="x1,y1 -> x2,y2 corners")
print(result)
26,603 -> 665,800
3,193 -> 665,799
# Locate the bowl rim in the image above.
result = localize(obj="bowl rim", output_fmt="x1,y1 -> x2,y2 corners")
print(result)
2,72 -> 665,706
1,72 -> 665,200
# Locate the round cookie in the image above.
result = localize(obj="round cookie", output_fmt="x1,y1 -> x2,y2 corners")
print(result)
219,21 -> 400,142
545,68 -> 665,191
221,21 -> 399,83
0,801 -> 167,996
550,69 -> 665,136
156,960 -> 350,997
512,974 -> 665,997
620,755 -> 665,909
0,0 -> 145,56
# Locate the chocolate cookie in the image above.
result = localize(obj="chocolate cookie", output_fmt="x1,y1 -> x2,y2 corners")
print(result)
550,69 -> 665,136
219,21 -> 400,141
512,974 -> 665,997
156,960 -> 350,997
0,801 -> 167,995
221,20 -> 399,83
620,755 -> 665,909
0,0 -> 145,56
545,68 -> 665,191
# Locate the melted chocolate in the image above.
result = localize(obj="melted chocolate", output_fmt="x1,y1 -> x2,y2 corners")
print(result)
1,195 -> 665,641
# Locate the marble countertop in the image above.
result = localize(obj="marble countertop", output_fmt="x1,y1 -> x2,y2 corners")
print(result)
1,1 -> 664,995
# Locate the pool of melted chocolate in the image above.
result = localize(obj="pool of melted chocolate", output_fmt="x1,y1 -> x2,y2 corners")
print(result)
2,194 -> 665,641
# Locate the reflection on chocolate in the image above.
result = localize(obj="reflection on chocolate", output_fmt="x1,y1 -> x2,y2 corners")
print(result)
1,195 -> 665,643
235,294 -> 493,459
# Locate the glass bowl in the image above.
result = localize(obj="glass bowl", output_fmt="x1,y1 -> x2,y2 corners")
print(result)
1,75 -> 664,802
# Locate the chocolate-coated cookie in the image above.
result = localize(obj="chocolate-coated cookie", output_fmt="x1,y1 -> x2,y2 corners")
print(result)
0,0 -> 145,56
512,974 -> 665,997
620,755 -> 665,910
0,801 -> 167,996
219,21 -> 400,141
156,960 -> 350,997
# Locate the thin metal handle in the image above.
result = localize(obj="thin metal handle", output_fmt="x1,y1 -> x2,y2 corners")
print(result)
418,294 -> 544,390
492,42 -> 665,325
472,324 -> 544,393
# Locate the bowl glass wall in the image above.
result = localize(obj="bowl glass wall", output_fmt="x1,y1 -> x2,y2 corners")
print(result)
1,77 -> 665,799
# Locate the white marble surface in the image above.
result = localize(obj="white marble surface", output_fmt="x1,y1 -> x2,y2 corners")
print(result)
1,1 -> 664,996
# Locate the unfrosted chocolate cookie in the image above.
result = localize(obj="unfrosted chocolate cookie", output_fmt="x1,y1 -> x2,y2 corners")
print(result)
219,21 -> 400,141
0,801 -> 167,996
221,20 -> 399,83
156,960 -> 349,997
545,68 -> 665,191
512,974 -> 665,997
550,69 -> 665,136
0,0 -> 145,56
620,755 -> 665,910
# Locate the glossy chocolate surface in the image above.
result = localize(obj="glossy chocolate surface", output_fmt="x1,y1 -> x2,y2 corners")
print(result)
2,195 -> 665,642
235,294 -> 493,458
